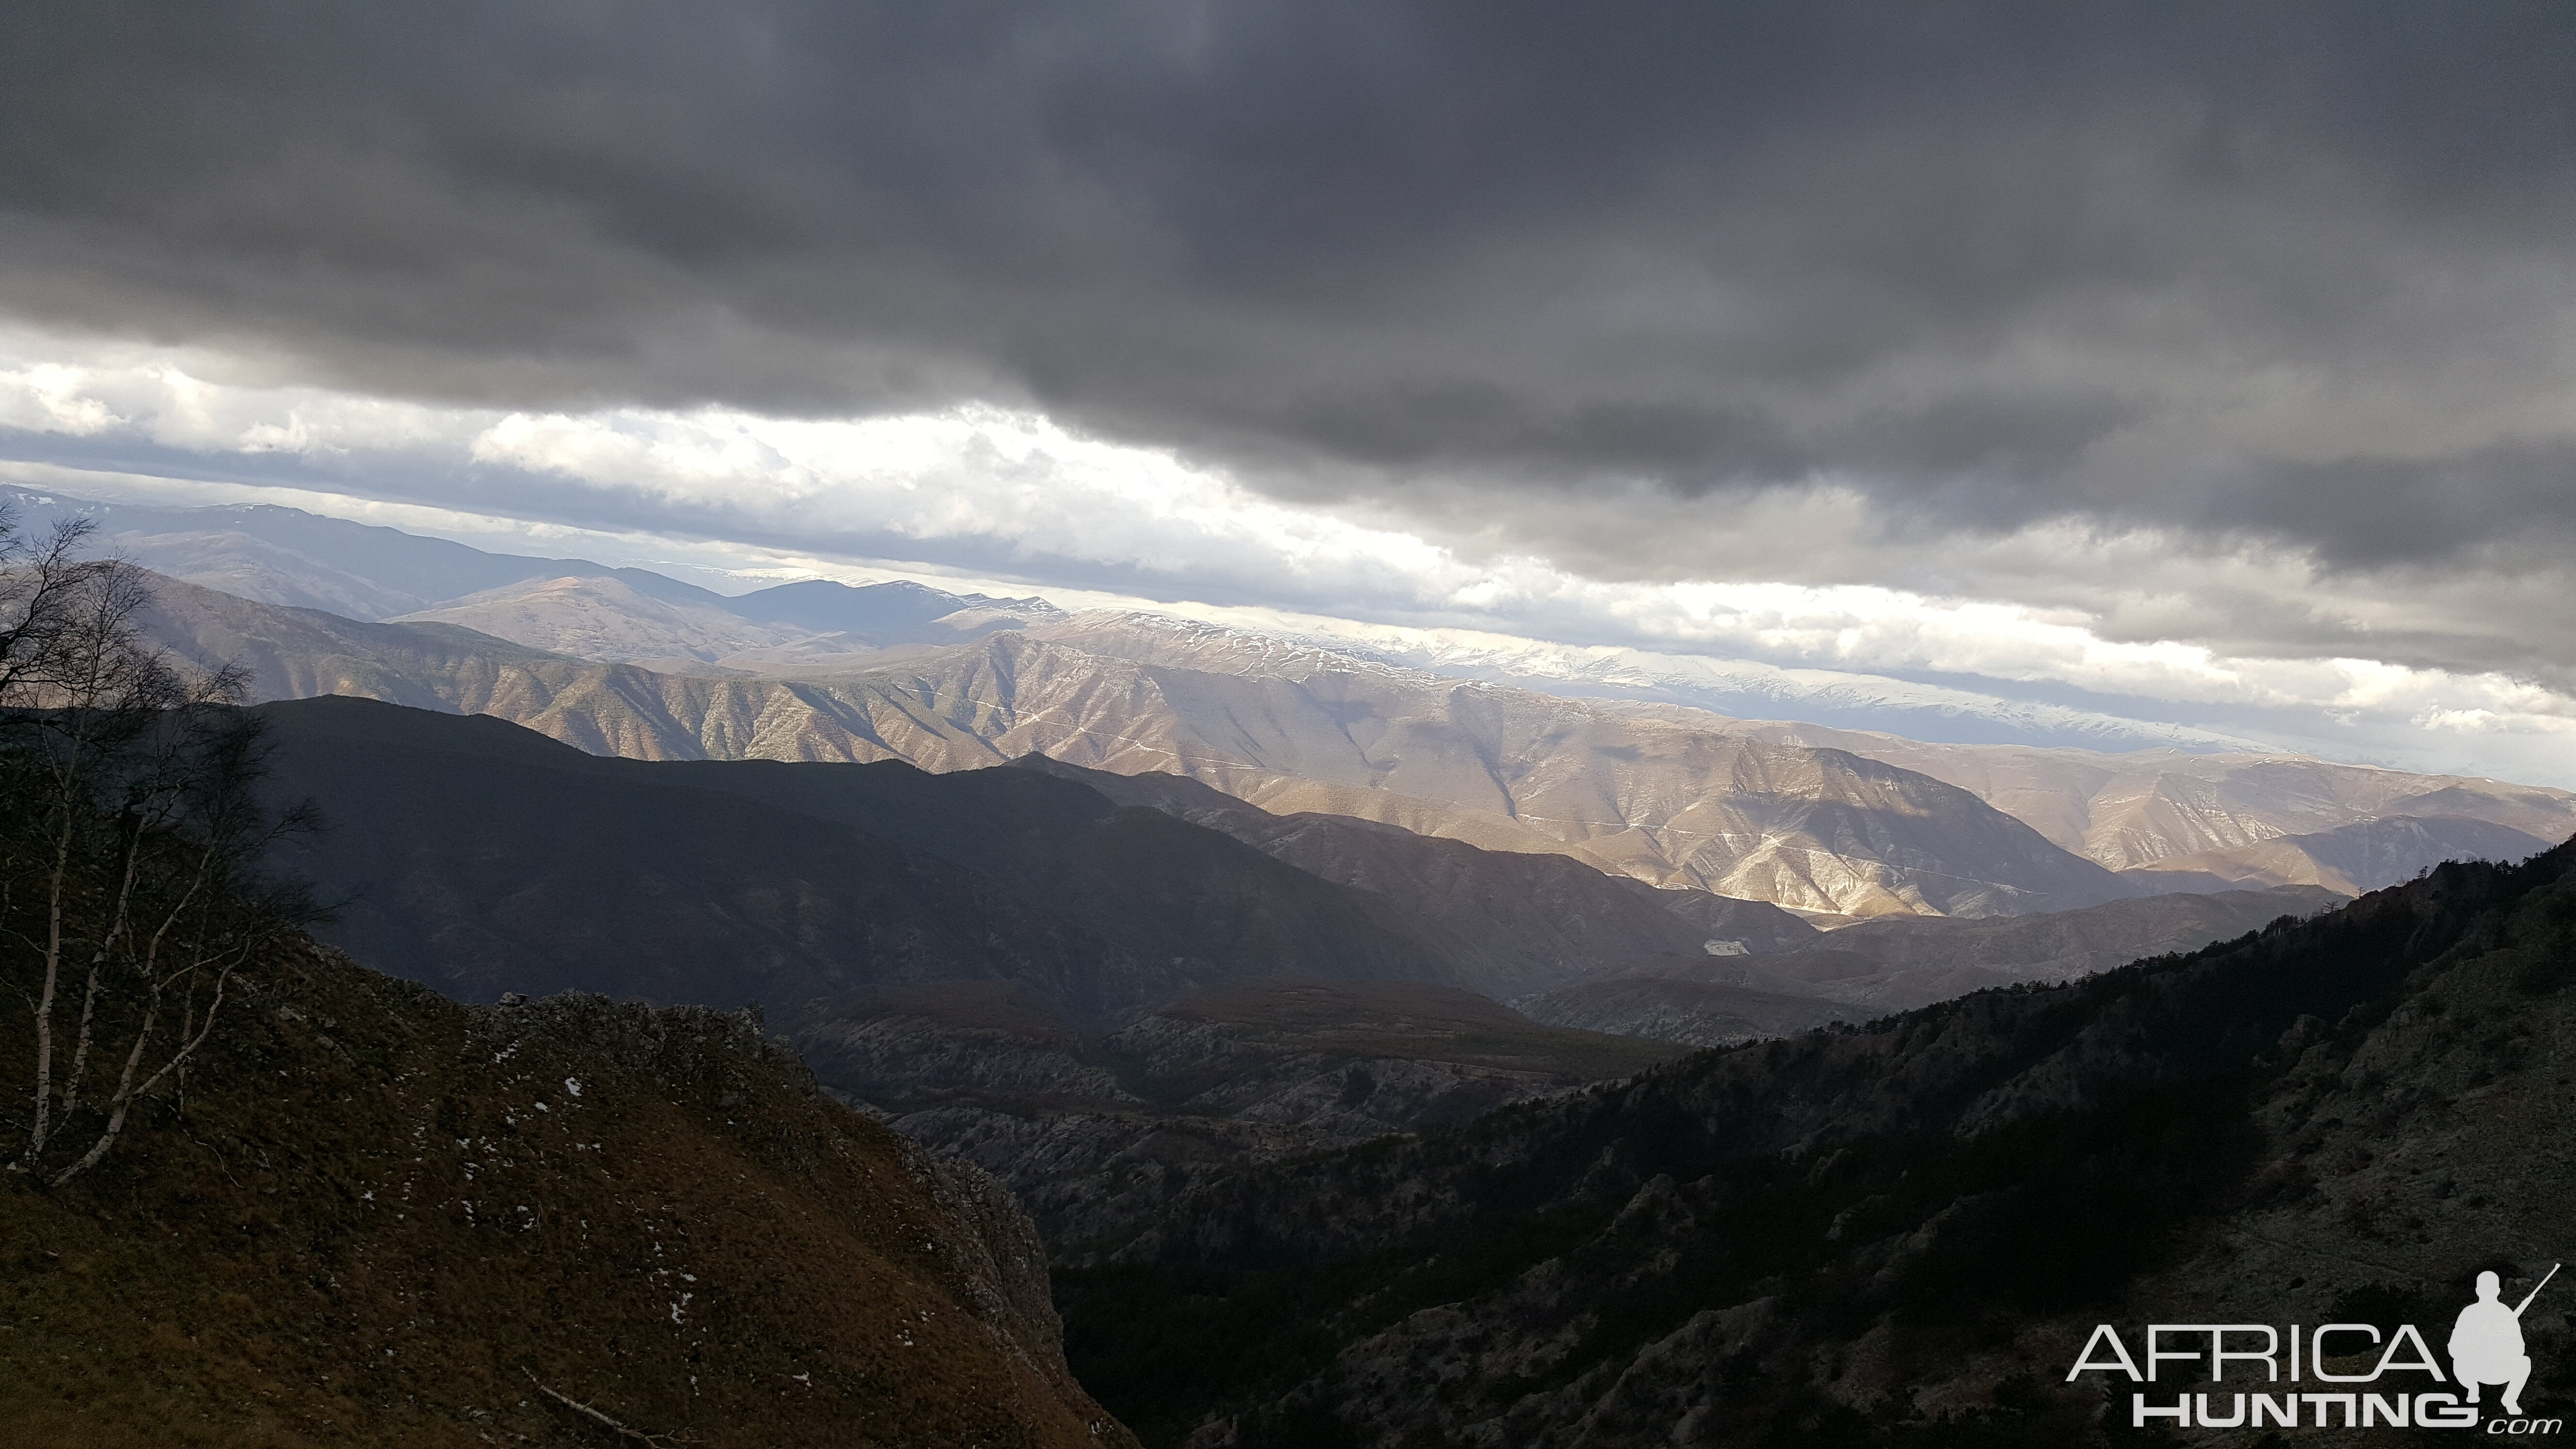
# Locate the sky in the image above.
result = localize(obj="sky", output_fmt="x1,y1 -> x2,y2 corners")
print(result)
3,2 -> 2575,785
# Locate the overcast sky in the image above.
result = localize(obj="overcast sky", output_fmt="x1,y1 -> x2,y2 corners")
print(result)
5,2 -> 2575,784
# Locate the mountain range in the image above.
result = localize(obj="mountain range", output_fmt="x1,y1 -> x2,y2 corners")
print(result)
248,697 -> 2438,1260
19,486 -> 2573,922
247,696 -> 1734,1248
0,486 -> 2278,754
253,696 -> 1460,1021
176,572 -> 2567,919
396,572 -> 1063,673
250,694 -> 1856,1010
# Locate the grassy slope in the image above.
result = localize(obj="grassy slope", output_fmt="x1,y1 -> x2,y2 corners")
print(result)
0,939 -> 1137,1449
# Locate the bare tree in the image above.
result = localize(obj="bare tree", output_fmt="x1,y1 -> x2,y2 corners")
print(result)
0,513 -> 109,700
0,508 -> 315,1186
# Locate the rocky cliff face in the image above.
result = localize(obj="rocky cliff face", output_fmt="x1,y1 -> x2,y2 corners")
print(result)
0,937 -> 1136,1448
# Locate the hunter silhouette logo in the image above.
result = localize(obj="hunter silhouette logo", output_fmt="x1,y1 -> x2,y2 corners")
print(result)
2067,1263 -> 2563,1432
2455,1266 -> 2557,1418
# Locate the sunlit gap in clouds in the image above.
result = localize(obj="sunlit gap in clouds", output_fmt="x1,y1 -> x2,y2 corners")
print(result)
2,326 -> 2574,787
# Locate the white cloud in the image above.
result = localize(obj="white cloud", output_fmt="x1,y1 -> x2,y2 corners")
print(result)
0,361 -> 124,435
4,324 -> 2575,788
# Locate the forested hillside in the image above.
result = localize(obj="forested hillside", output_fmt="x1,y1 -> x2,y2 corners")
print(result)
1059,843 -> 2576,1446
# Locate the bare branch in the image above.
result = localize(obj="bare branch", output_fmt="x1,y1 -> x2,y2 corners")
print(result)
520,1367 -> 691,1447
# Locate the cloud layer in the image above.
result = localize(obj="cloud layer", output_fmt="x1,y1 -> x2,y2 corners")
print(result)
4,336 -> 2573,788
8,8 -> 2576,550
4,3 -> 2575,780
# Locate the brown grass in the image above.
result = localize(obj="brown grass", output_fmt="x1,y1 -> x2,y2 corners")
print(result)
0,939 -> 1137,1449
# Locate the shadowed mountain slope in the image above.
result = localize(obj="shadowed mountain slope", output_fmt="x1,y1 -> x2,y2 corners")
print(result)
2141,813 -> 2554,894
648,752 -> 1475,997
1055,842 -> 2576,1446
1520,886 -> 2350,1044
258,702 -> 1157,1018
1791,882 -> 2351,985
250,695 -> 1465,1020
1010,755 -> 1817,991
0,937 -> 1135,1448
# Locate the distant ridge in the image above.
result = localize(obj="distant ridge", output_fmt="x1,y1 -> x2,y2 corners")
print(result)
23,486 -> 2567,918
724,576 -> 1066,640
127,565 -> 2569,918
190,596 -> 2150,917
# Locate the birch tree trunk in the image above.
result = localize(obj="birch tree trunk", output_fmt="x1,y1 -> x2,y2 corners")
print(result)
0,509 -> 317,1183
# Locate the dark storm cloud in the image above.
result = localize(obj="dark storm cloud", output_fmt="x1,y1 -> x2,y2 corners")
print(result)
6,0 -> 2576,572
